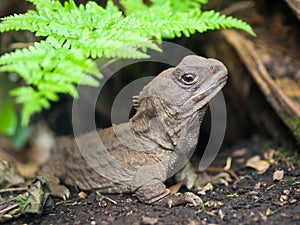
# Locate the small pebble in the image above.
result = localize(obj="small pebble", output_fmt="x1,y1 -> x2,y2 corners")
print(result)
142,216 -> 158,225
282,189 -> 290,195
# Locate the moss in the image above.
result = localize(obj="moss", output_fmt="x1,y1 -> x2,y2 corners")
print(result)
263,141 -> 275,151
277,147 -> 300,168
287,116 -> 300,144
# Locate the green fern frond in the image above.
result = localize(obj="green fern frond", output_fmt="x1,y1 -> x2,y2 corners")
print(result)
120,1 -> 255,38
0,38 -> 102,125
0,1 -> 113,38
160,0 -> 207,12
199,10 -> 255,36
119,0 -> 149,15
0,0 -> 160,59
26,0 -> 63,11
0,0 -> 255,126
10,87 -> 50,126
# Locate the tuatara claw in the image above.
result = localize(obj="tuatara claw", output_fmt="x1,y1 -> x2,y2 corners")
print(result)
167,199 -> 173,208
50,184 -> 71,200
183,192 -> 202,207
43,176 -> 71,200
62,188 -> 71,200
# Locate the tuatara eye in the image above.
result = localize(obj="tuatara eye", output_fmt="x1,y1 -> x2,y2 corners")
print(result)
180,73 -> 196,85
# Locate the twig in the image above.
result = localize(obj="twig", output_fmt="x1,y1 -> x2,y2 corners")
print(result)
266,184 -> 276,191
196,167 -> 240,181
0,197 -> 17,207
0,187 -> 27,194
96,191 -> 117,205
0,203 -> 18,215
55,199 -> 74,206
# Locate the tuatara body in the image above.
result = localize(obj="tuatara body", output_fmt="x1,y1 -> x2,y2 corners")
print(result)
39,55 -> 228,207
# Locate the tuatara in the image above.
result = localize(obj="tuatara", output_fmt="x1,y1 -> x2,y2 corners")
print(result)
39,55 -> 228,207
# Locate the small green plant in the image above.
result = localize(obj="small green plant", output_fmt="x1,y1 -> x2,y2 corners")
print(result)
195,202 -> 206,214
227,193 -> 239,198
0,0 -> 255,127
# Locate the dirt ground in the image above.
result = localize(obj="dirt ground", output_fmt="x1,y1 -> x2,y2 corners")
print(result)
6,137 -> 300,225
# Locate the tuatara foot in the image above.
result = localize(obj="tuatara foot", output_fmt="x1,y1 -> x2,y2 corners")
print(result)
154,192 -> 202,207
133,182 -> 202,207
46,176 -> 70,200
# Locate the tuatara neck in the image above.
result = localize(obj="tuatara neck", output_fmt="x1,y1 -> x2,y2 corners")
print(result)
129,97 -> 207,151
129,97 -> 180,150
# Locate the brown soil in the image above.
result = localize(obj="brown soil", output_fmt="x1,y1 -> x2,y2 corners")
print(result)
6,138 -> 300,225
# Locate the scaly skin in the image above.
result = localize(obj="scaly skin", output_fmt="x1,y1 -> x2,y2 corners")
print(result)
39,55 -> 228,207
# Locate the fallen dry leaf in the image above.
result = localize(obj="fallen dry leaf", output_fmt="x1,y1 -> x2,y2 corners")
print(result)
282,189 -> 290,195
266,208 -> 272,216
169,181 -> 184,194
273,170 -> 284,181
264,149 -> 276,165
246,155 -> 270,174
0,177 -> 53,223
78,191 -> 87,199
280,194 -> 288,202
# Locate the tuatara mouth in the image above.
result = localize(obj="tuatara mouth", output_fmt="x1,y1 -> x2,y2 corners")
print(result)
217,71 -> 228,85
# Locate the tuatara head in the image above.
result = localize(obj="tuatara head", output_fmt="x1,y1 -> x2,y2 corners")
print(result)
129,55 -> 228,151
136,55 -> 228,118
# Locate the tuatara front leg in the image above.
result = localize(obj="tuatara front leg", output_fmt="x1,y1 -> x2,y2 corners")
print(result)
131,164 -> 202,207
